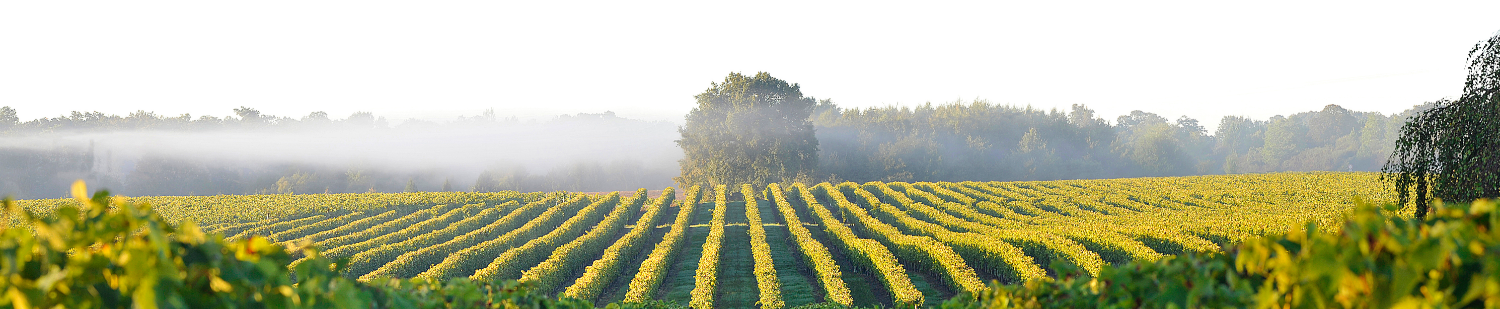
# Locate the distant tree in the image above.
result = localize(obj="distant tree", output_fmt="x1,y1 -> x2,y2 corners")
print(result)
303,111 -> 331,123
1354,114 -> 1398,170
1115,110 -> 1168,128
1260,116 -> 1303,166
233,106 -> 267,126
404,178 -> 418,193
1113,111 -> 1190,176
124,110 -> 162,129
1129,123 -> 1190,176
1014,128 -> 1058,179
346,112 -> 376,128
1306,104 -> 1358,145
472,167 -> 528,192
442,178 -> 453,191
1215,116 -> 1264,156
346,169 -> 371,193
275,172 -> 316,194
195,115 -> 224,128
676,72 -> 818,188
0,106 -> 19,129
873,132 -> 944,182
1384,32 -> 1500,220
1068,104 -> 1101,127
1173,116 -> 1215,173
1175,116 -> 1205,136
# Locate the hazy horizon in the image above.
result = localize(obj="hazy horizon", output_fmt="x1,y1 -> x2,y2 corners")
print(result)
0,98 -> 1438,133
0,99 -> 1414,199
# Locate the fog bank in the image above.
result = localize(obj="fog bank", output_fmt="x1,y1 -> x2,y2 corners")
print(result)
0,112 -> 681,198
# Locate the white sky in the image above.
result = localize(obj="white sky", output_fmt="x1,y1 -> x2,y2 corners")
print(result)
3,1 -> 1498,131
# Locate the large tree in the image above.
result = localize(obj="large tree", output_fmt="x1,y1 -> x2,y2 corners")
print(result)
1384,32 -> 1500,220
676,72 -> 818,188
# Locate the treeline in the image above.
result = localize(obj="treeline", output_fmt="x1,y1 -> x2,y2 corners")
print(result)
0,108 -> 678,199
0,100 -> 1429,198
814,100 -> 1429,182
0,106 -> 442,132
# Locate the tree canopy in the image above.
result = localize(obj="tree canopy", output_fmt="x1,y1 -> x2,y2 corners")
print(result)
1384,32 -> 1500,219
676,72 -> 819,188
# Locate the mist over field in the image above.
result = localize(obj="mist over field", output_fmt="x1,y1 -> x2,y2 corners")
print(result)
1,117 -> 679,173
0,98 -> 1432,200
0,111 -> 681,198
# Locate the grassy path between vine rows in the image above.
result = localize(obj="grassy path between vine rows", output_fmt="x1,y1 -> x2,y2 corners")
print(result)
905,255 -> 956,307
715,200 -> 757,308
762,193 -> 821,307
658,201 -> 711,303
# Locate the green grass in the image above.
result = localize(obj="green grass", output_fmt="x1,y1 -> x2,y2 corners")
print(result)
903,260 -> 955,307
658,202 -> 712,303
765,222 -> 820,306
716,210 -> 758,308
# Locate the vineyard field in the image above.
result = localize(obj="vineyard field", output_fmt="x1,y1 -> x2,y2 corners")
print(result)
6,172 -> 1390,308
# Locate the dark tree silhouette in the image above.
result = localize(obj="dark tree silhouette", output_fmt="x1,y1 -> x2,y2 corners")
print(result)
1383,32 -> 1500,220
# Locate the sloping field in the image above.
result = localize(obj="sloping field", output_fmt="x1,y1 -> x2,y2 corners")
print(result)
7,172 -> 1389,308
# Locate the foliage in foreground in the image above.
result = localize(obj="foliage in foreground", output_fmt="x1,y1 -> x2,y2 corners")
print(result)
957,199 -> 1500,308
0,181 -> 589,308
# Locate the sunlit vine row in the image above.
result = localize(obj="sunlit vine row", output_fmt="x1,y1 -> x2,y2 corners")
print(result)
623,185 -> 702,303
365,197 -> 554,280
795,183 -> 923,307
417,194 -> 589,280
825,183 -> 986,295
350,202 -> 513,280
471,194 -> 622,282
564,187 -> 675,302
520,190 -> 649,293
766,183 -> 852,306
688,185 -> 728,309
741,184 -> 784,309
862,182 -> 1047,283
